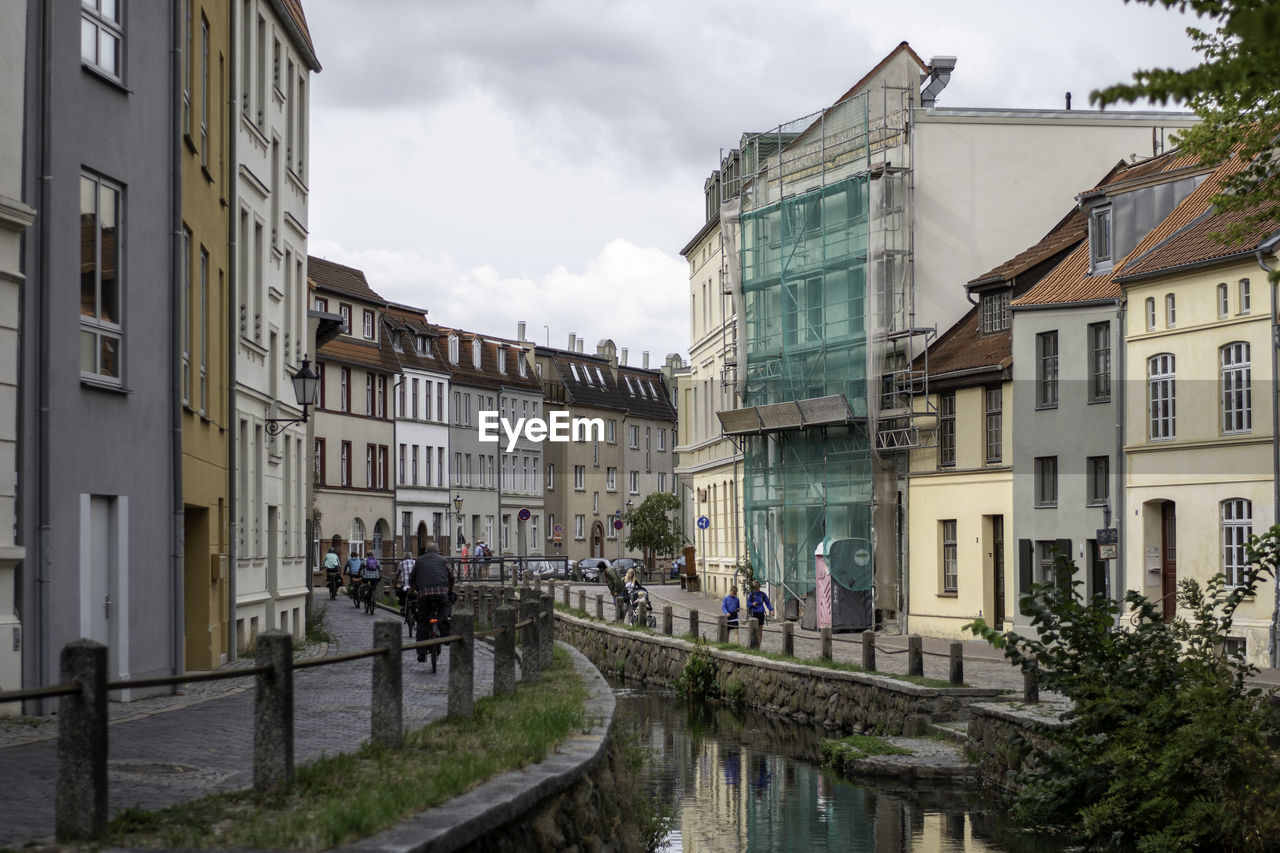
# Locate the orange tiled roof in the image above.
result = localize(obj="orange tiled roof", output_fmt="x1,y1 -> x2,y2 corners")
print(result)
1118,191 -> 1280,280
318,335 -> 400,375
274,0 -> 320,71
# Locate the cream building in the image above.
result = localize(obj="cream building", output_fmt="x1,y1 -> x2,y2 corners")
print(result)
1119,159 -> 1279,668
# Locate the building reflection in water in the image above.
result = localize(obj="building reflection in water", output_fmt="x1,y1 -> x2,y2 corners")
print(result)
615,685 -> 1060,853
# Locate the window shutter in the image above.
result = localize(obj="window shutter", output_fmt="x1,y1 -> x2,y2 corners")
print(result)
1019,539 -> 1033,598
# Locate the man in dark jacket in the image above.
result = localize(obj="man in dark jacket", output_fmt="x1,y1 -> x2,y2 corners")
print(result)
409,538 -> 453,661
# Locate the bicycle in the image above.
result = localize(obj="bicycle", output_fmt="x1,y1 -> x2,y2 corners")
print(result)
363,579 -> 379,615
325,570 -> 341,600
418,595 -> 447,673
401,589 -> 416,639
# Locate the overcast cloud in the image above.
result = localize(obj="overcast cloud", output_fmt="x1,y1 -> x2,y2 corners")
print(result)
303,0 -> 1203,362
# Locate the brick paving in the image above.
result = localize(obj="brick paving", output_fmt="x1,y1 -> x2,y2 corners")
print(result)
0,595 -> 491,849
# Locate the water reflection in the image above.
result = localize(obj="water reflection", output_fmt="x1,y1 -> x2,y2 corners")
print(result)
613,684 -> 1061,853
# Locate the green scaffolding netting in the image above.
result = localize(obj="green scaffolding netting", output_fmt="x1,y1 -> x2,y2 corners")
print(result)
739,175 -> 874,598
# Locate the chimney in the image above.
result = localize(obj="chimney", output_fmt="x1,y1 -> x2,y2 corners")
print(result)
568,332 -> 576,351
920,56 -> 957,107
643,351 -> 649,369
621,347 -> 628,366
1065,91 -> 1072,110
517,321 -> 526,341
577,339 -> 584,353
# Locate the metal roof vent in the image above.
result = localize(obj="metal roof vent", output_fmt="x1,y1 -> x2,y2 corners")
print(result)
921,56 -> 957,107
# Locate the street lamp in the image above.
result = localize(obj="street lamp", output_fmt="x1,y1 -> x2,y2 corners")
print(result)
265,356 -> 320,435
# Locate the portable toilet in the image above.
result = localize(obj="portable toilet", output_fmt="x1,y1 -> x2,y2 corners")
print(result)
825,537 -> 874,632
815,542 -> 832,630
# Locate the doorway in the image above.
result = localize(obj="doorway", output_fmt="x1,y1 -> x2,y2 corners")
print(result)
1161,502 -> 1177,621
591,522 -> 604,557
992,515 -> 1005,630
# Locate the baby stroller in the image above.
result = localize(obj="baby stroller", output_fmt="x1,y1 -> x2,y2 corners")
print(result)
624,585 -> 657,628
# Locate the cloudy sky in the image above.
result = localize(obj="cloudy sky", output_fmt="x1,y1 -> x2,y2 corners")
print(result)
303,0 -> 1203,363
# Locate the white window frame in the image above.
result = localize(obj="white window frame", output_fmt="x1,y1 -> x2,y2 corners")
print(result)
1218,283 -> 1230,318
1145,297 -> 1156,332
574,465 -> 585,491
574,515 -> 585,540
1222,499 -> 1252,587
606,467 -> 617,492
1165,293 -> 1176,328
1240,278 -> 1251,314
1148,353 -> 1176,441
1221,342 -> 1252,435
629,470 -> 639,494
80,172 -> 124,384
81,0 -> 124,81
1036,330 -> 1058,409
941,520 -> 957,593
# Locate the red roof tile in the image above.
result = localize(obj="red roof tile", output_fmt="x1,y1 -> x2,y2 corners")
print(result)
273,0 -> 320,71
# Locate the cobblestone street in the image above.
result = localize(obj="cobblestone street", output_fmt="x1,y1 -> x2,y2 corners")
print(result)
0,594 -> 487,849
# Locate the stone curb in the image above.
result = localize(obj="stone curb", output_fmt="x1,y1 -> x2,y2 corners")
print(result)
334,641 -> 614,853
969,699 -> 1070,729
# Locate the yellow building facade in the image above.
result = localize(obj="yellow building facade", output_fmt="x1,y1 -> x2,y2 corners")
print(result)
180,0 -> 232,670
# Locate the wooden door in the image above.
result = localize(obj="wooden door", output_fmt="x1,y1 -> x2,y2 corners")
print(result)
1161,502 -> 1177,621
992,515 -> 1005,630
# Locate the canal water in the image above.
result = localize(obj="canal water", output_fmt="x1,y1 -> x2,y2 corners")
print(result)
613,684 -> 1064,853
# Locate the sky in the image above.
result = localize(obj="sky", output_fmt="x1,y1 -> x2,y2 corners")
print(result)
302,0 -> 1204,364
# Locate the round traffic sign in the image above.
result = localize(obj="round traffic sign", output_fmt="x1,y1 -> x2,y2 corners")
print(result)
696,515 -> 710,530
518,508 -> 531,522
553,523 -> 563,534
613,518 -> 624,531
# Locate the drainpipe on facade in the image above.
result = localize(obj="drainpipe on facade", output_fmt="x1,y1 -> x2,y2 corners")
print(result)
170,5 -> 185,681
1114,298 -> 1126,621
1254,235 -> 1279,668
226,0 -> 239,662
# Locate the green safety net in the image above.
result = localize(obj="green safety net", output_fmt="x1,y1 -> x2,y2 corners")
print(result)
739,175 -> 874,598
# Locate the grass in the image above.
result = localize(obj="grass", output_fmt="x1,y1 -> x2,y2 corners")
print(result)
705,641 -> 964,689
820,733 -> 914,767
104,647 -> 587,851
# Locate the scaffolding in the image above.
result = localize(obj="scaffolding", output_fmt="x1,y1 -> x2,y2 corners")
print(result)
717,82 -> 933,606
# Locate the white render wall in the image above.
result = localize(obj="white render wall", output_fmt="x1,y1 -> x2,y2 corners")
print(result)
394,366 -> 452,554
234,0 -> 315,648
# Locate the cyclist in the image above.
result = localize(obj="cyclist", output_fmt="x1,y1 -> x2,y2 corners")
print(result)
322,547 -> 342,599
345,551 -> 363,607
396,551 -> 416,629
360,552 -> 382,611
410,538 -> 452,662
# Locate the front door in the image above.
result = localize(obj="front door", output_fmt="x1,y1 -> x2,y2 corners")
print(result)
591,522 -> 604,558
1161,502 -> 1177,621
992,515 -> 1005,630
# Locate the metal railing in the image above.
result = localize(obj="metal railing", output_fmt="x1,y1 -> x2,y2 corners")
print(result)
0,584 -> 555,845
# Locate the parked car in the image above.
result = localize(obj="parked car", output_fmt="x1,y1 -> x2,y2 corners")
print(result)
612,557 -> 647,581
531,559 -> 568,579
576,558 -> 610,583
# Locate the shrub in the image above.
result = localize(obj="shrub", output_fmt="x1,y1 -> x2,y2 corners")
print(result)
966,528 -> 1280,851
674,639 -> 719,700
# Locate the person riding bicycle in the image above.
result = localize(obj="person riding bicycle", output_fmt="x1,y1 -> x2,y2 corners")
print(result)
409,538 -> 453,662
396,551 -> 415,619
345,552 -> 363,606
322,547 -> 341,597
359,552 -> 382,609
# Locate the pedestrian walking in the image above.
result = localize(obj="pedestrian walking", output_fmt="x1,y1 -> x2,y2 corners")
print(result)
746,580 -> 773,633
722,585 -> 741,642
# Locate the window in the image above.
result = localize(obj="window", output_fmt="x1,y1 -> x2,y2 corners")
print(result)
629,470 -> 639,494
606,467 -> 617,492
574,515 -> 585,540
397,379 -> 406,416
340,367 -> 350,412
448,334 -> 459,363
198,249 -> 208,412
453,452 -> 461,486
181,228 -> 192,404
339,303 -> 351,334
658,429 -> 666,451
497,349 -> 506,373
1088,322 -> 1110,402
938,392 -> 956,467
546,463 -> 555,491
547,513 -> 555,540
377,376 -> 387,418
1222,499 -> 1253,587
985,387 -> 1002,463
1036,331 -> 1058,409
465,453 -> 472,487
1165,294 -> 1176,327
81,0 -> 123,80
398,444 -> 406,485
1036,541 -> 1057,584
366,374 -> 374,415
314,296 -> 328,313
941,520 -> 958,593
1145,297 -> 1156,331
366,444 -> 375,487
629,425 -> 640,449
1148,354 -> 1175,440
363,310 -> 375,340
182,0 -> 191,134
453,391 -> 461,423
340,441 -> 351,487
592,492 -> 599,514
574,465 -> 585,490
658,472 -> 667,492
593,441 -> 599,467
1035,456 -> 1058,507
607,420 -> 617,443
980,290 -> 1010,334
80,173 -> 123,382
1219,283 -> 1230,318
199,15 -> 209,162
463,393 -> 471,426
1222,342 -> 1251,434
472,338 -> 481,368
314,438 -> 325,484
1240,278 -> 1251,314
411,445 -> 419,485
1090,206 -> 1112,267
518,353 -> 527,376
1087,456 -> 1109,506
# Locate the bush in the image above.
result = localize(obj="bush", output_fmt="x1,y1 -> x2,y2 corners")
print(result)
674,639 -> 719,700
966,528 -> 1280,851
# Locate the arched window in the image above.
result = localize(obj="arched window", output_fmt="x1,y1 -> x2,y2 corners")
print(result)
1165,293 -> 1176,327
1145,297 -> 1156,331
1147,354 -> 1175,440
1218,283 -> 1229,318
350,518 -> 366,556
1221,499 -> 1252,587
1221,342 -> 1251,434
373,519 -> 389,557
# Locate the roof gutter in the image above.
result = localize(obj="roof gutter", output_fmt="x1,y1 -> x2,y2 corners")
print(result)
1011,297 -> 1119,312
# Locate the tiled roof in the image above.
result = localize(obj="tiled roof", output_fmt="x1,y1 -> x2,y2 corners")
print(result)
431,326 -> 542,393
1117,191 -> 1280,279
544,350 -> 677,421
384,306 -> 442,373
921,305 -> 1010,380
273,0 -> 321,71
1013,153 -> 1233,307
317,335 -> 400,375
308,256 -> 387,306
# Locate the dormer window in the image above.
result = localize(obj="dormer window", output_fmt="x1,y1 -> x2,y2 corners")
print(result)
472,339 -> 481,368
448,334 -> 459,364
391,331 -> 403,352
980,290 -> 1010,334
581,364 -> 592,386
518,354 -> 527,377
363,310 -> 376,341
569,363 -> 580,382
416,335 -> 427,355
595,366 -> 606,386
1090,206 -> 1112,271
624,376 -> 634,395
498,349 -> 507,373
647,380 -> 659,398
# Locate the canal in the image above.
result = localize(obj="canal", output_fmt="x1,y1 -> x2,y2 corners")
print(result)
613,683 -> 1063,852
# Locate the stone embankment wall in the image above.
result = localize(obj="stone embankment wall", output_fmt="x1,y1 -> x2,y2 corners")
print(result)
965,700 -> 1067,789
556,613 -> 1002,737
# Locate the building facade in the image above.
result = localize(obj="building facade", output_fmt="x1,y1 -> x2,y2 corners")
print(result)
20,1 -> 180,698
232,0 -> 319,651
180,0 -> 233,671
309,258 -> 397,570
0,0 -> 35,712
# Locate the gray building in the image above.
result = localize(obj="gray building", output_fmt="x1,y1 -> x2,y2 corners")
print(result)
20,2 -> 180,699
1010,152 -> 1208,627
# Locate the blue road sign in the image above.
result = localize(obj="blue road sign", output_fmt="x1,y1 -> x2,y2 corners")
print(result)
696,515 -> 710,530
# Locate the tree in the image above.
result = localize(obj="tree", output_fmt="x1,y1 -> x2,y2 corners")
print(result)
623,492 -> 686,569
965,529 -> 1280,851
1093,0 -> 1280,249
